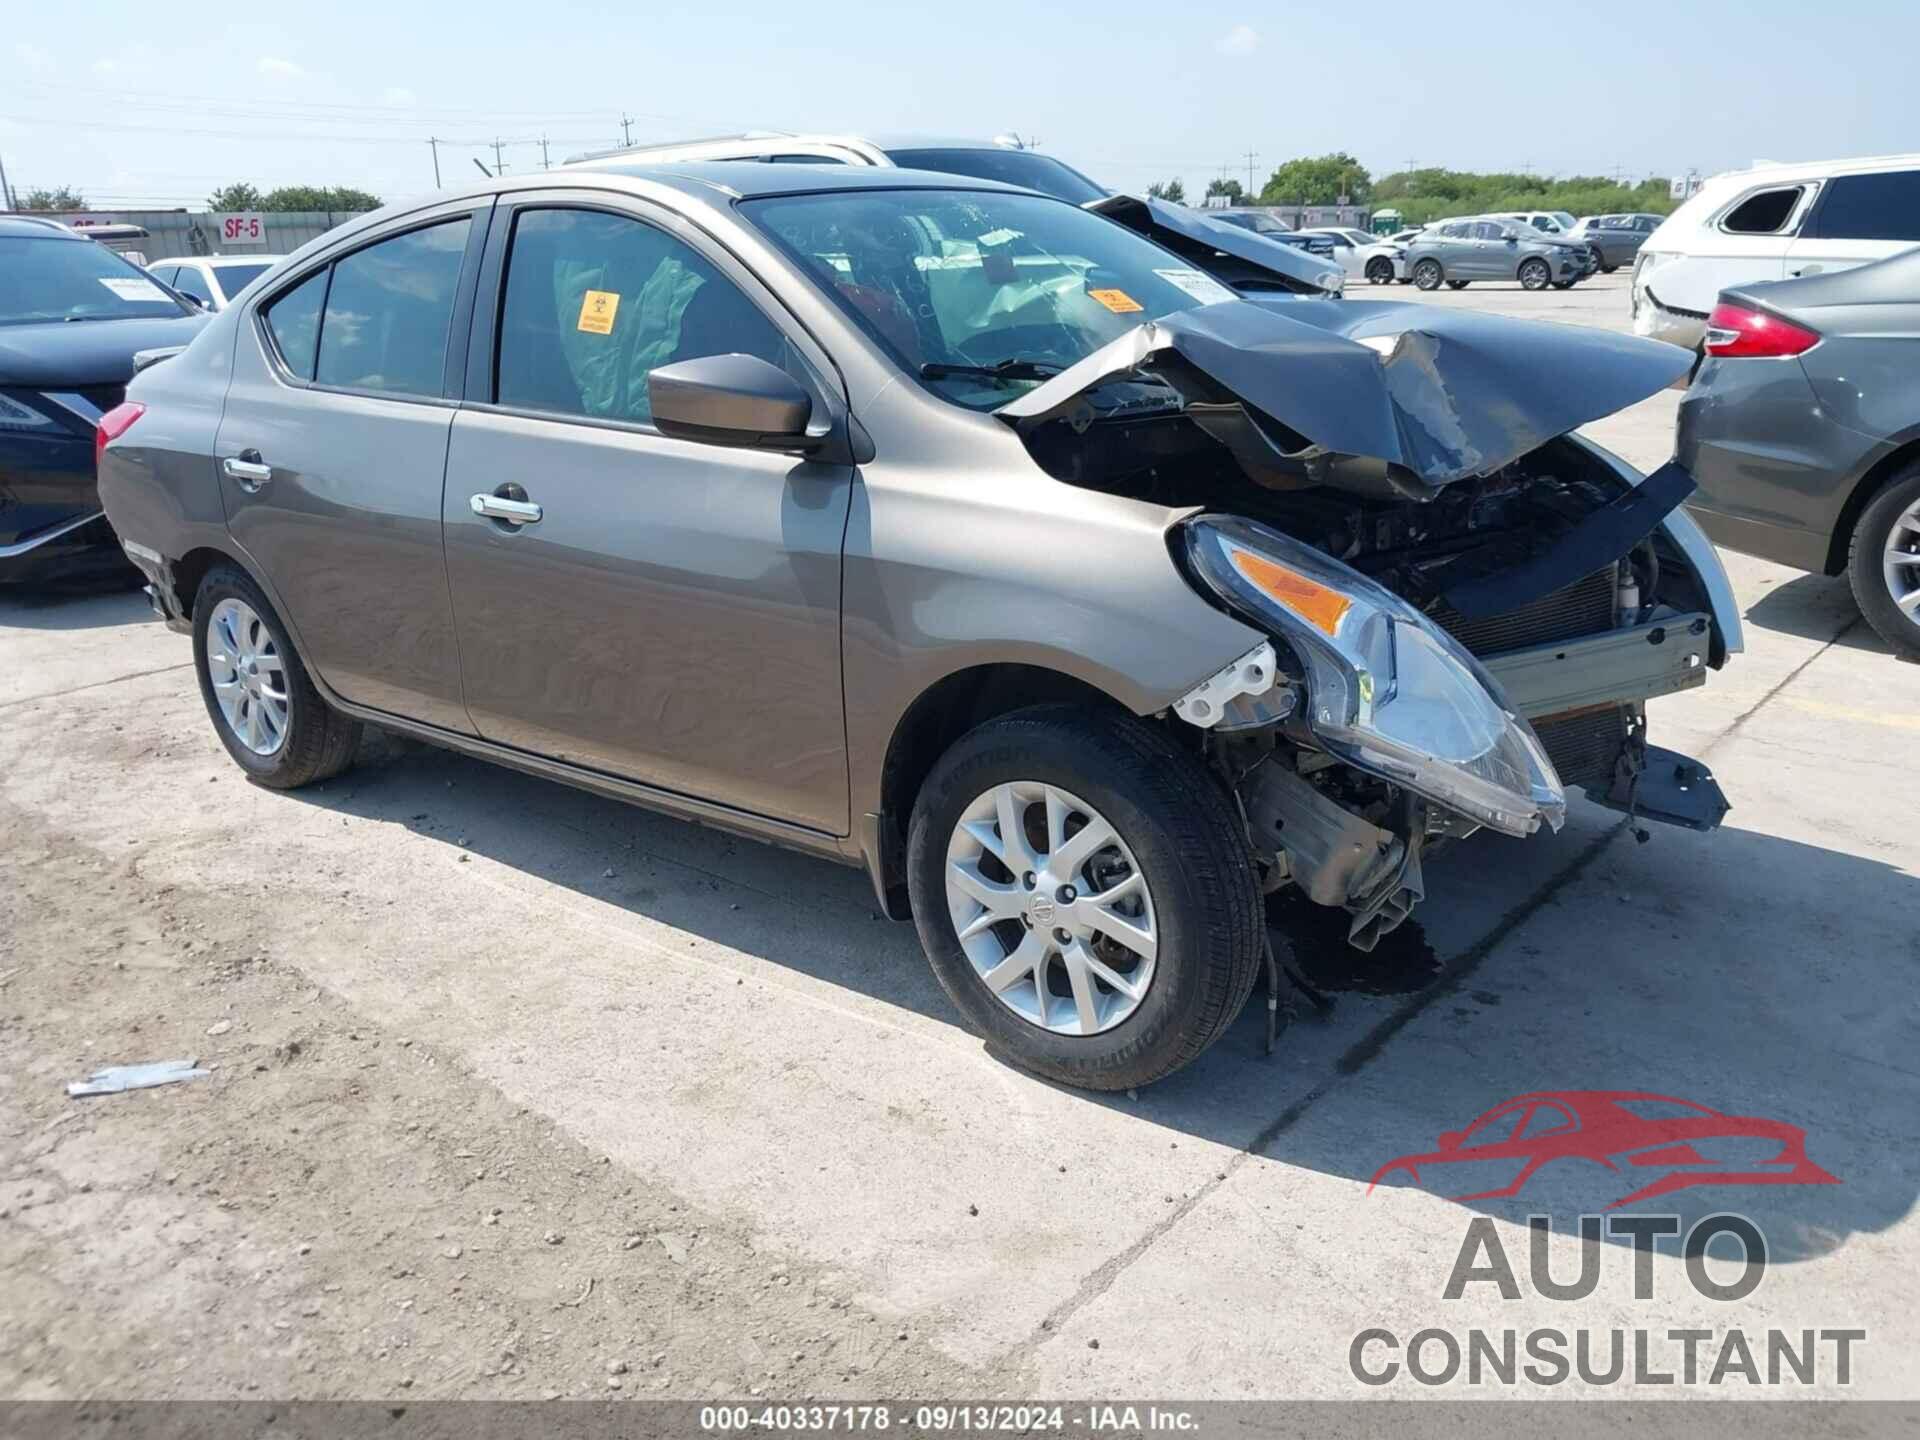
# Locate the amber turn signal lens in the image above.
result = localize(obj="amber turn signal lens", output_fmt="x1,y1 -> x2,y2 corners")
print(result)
1228,547 -> 1353,637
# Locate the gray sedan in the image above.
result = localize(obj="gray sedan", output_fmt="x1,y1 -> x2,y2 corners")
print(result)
1406,218 -> 1588,291
1681,246 -> 1920,659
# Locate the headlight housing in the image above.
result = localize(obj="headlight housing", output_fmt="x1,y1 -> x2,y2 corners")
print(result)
1181,515 -> 1565,837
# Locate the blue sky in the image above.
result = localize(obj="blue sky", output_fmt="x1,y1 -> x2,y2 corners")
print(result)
5,0 -> 1916,210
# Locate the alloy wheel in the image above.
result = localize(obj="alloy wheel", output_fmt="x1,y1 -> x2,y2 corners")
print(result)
1885,498 -> 1920,621
1414,261 -> 1442,290
1520,259 -> 1550,290
944,781 -> 1157,1037
206,597 -> 290,756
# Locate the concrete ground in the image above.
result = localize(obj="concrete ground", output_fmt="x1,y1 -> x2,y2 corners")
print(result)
2,274 -> 1915,1404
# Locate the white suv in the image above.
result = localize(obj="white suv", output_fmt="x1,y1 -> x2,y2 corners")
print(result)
1632,152 -> 1920,350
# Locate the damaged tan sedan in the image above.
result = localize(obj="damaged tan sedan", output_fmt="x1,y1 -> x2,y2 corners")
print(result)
98,163 -> 1741,1089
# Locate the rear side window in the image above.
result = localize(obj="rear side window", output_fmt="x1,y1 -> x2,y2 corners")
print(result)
1806,170 -> 1920,242
314,219 -> 471,397
1721,186 -> 1803,235
493,207 -> 785,425
263,268 -> 328,380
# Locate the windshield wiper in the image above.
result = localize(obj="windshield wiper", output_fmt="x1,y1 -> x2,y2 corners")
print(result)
920,357 -> 1065,385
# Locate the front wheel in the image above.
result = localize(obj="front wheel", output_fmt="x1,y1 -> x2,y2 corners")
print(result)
1551,279 -> 1577,290
907,706 -> 1262,1090
1365,257 -> 1394,285
1412,259 -> 1443,291
193,565 -> 362,788
1446,280 -> 1471,290
1849,465 -> 1920,661
1519,257 -> 1551,290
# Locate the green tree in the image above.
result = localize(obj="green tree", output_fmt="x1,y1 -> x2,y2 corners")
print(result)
1258,153 -> 1371,206
1146,177 -> 1187,204
1369,168 -> 1676,226
21,185 -> 85,211
207,182 -> 265,211
1205,177 -> 1244,203
260,185 -> 383,212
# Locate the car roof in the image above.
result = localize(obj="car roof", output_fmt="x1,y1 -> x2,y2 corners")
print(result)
0,214 -> 82,240
186,254 -> 288,267
566,131 -> 1021,167
567,159 -> 1033,200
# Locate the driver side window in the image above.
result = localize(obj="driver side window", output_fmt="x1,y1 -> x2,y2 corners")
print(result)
493,207 -> 786,425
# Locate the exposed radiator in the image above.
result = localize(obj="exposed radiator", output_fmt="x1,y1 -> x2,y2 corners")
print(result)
1428,565 -> 1618,656
1529,704 -> 1632,793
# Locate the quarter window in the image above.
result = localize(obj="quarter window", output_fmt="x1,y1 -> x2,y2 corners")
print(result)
1721,187 -> 1804,235
263,267 -> 329,380
494,208 -> 785,425
313,218 -> 471,397
1806,170 -> 1920,242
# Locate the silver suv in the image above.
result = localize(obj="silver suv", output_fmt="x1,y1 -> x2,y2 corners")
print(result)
1407,217 -> 1589,291
98,163 -> 1739,1090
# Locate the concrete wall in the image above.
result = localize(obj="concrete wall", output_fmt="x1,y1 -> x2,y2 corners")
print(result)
43,208 -> 371,260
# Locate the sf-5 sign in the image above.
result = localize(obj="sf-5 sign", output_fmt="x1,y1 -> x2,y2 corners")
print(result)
215,212 -> 266,248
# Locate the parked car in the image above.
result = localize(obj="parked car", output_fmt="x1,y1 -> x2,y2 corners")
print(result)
1568,214 -> 1662,273
1487,213 -> 1602,278
0,215 -> 206,585
568,133 -> 1344,297
1295,227 -> 1410,284
1405,218 -> 1588,291
1634,152 -> 1920,351
1210,211 -> 1337,261
1679,246 -> 1920,659
99,164 -> 1740,1089
149,255 -> 285,313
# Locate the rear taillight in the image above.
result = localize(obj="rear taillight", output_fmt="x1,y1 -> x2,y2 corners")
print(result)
95,401 -> 146,470
1703,301 -> 1820,358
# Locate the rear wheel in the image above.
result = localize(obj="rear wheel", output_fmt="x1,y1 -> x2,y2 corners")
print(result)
1413,259 -> 1444,291
907,706 -> 1262,1090
1519,257 -> 1551,290
1365,256 -> 1394,285
1445,279 -> 1471,290
193,565 -> 361,788
1849,465 -> 1920,661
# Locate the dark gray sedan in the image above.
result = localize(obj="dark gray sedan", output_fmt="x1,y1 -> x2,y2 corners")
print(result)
1680,246 -> 1920,659
1568,213 -> 1663,274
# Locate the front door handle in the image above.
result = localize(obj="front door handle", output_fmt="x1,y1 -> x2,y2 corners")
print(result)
223,452 -> 273,491
470,491 -> 543,526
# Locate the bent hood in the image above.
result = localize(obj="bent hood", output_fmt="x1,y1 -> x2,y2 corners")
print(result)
0,314 -> 209,388
996,297 -> 1692,488
1088,195 -> 1342,296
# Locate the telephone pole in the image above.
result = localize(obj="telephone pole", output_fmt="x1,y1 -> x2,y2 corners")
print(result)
0,151 -> 14,211
490,138 -> 509,175
427,137 -> 442,190
540,135 -> 551,170
1243,148 -> 1259,197
620,114 -> 635,146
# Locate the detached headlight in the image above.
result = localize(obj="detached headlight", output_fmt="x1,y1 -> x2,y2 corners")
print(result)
1181,515 -> 1565,836
1317,269 -> 1345,294
0,393 -> 57,432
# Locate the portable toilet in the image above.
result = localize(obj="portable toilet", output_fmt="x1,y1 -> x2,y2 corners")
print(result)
1371,208 -> 1403,236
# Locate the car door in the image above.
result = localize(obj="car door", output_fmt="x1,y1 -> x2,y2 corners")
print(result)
216,199 -> 490,734
1431,222 -> 1472,275
1470,221 -> 1513,278
441,194 -> 855,834
1785,168 -> 1920,278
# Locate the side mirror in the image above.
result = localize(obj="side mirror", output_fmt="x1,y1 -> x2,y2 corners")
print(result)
649,353 -> 818,453
1438,1130 -> 1464,1151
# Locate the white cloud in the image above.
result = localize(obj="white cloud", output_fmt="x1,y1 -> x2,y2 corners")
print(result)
91,57 -> 120,76
382,86 -> 418,107
15,42 -> 55,74
1216,24 -> 1258,56
257,56 -> 303,77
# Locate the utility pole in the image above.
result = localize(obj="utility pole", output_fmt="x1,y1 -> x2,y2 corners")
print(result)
0,151 -> 13,211
620,114 -> 634,147
539,135 -> 551,170
490,138 -> 509,175
1243,148 -> 1259,198
427,137 -> 442,190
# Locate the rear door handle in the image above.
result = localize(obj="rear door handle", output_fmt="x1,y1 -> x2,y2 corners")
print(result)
222,452 -> 273,490
470,492 -> 543,525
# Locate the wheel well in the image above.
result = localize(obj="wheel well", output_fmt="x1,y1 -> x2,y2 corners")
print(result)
169,546 -> 236,619
1825,439 -> 1920,575
868,664 -> 1128,916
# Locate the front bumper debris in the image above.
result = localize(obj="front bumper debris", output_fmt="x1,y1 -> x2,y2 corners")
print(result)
1595,744 -> 1731,833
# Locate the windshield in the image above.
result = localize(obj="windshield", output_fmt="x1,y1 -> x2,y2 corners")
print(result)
0,236 -> 192,326
212,262 -> 274,299
1220,211 -> 1289,235
744,188 -> 1234,410
882,148 -> 1107,206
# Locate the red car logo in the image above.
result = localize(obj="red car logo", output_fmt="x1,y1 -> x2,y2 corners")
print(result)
1369,1090 -> 1839,1210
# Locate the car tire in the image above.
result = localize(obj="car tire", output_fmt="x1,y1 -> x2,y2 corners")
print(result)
1365,257 -> 1394,285
1445,280 -> 1470,290
1413,259 -> 1443,291
1847,464 -> 1920,662
1551,280 -> 1577,290
193,564 -> 362,788
1518,258 -> 1551,290
906,705 -> 1263,1091
1601,263 -> 1620,274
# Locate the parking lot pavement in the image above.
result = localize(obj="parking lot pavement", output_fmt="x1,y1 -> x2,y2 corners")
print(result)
2,270 -> 1916,1401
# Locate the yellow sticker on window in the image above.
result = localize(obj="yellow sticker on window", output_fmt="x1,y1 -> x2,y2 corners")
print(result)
577,289 -> 620,334
1088,287 -> 1144,314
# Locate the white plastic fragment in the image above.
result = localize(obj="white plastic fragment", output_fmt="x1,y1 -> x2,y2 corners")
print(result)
66,1058 -> 209,1098
1173,642 -> 1280,728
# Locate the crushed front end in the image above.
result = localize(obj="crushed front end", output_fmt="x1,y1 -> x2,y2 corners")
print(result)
999,299 -> 1740,951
